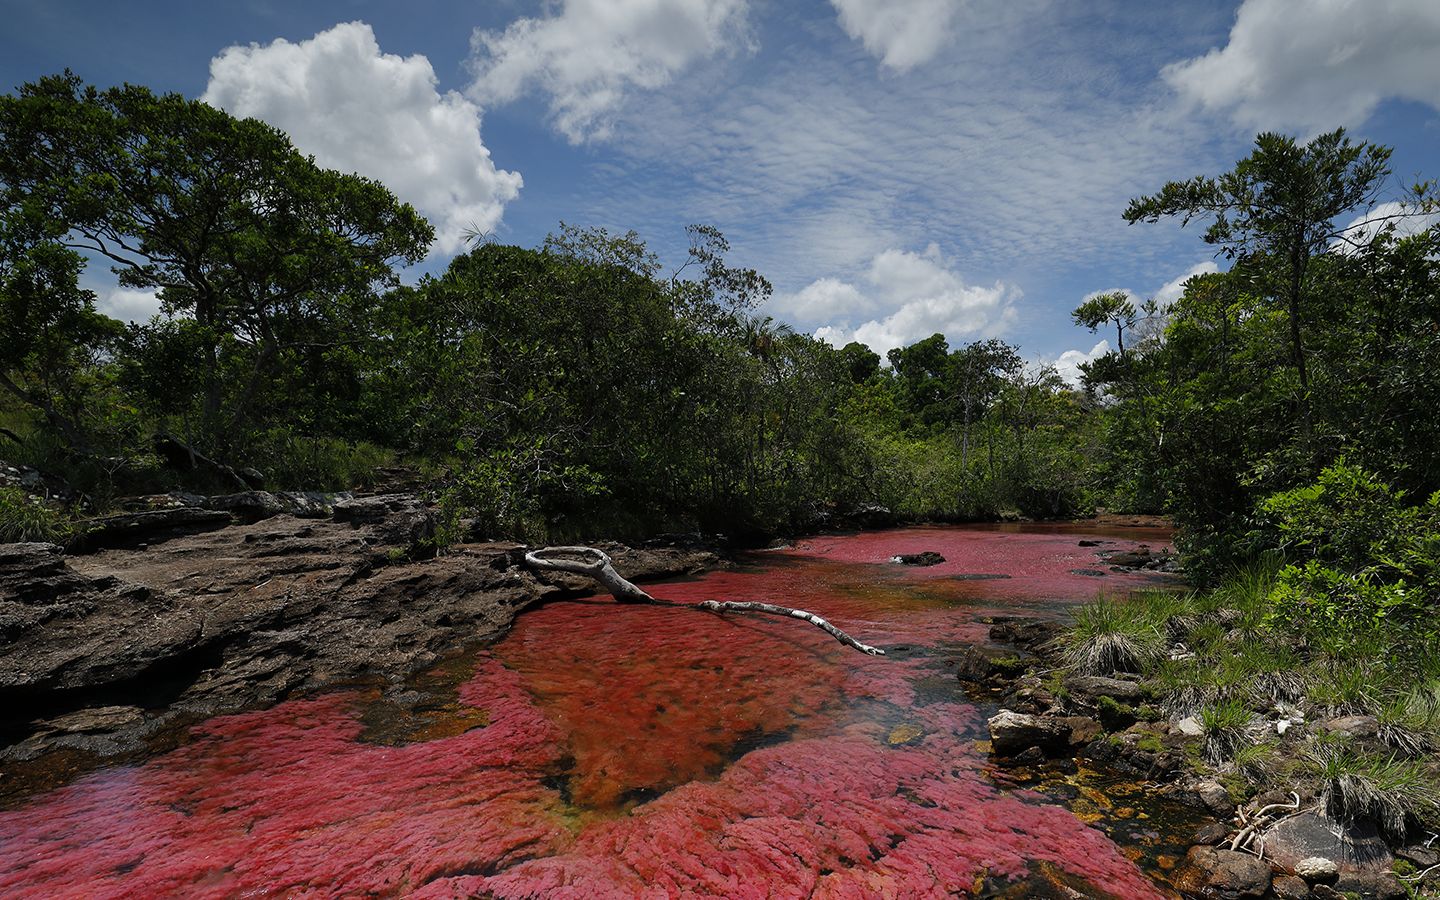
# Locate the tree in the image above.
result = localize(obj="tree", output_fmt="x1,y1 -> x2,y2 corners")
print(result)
1124,129 -> 1392,440
947,339 -> 1020,471
1072,291 -> 1136,354
0,72 -> 433,452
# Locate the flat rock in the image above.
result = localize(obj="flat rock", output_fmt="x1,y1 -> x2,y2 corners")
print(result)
1069,568 -> 1108,577
892,551 -> 945,566
1317,714 -> 1380,740
1172,845 -> 1271,898
72,507 -> 232,551
987,709 -> 1071,756
1174,715 -> 1205,737
1064,674 -> 1144,699
1271,874 -> 1309,899
1261,812 -> 1391,876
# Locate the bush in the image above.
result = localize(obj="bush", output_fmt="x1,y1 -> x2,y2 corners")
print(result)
0,487 -> 71,543
1060,595 -> 1166,675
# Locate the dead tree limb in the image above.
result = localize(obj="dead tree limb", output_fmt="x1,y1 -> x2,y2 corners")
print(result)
524,545 -> 885,656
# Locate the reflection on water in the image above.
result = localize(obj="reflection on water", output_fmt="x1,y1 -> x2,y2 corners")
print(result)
0,525 -> 1191,898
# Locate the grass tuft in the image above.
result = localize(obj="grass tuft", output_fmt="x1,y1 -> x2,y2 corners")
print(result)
1059,595 -> 1167,676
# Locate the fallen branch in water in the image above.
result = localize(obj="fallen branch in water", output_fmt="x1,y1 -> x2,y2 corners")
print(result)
524,545 -> 885,656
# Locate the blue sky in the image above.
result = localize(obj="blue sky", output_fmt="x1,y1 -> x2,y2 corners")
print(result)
4,0 -> 1439,377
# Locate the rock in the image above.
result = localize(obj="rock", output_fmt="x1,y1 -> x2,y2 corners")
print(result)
1193,822 -> 1231,845
1271,874 -> 1310,899
1172,845 -> 1271,898
892,551 -> 945,566
1010,745 -> 1047,766
1262,813 -> 1391,876
1294,857 -> 1340,881
1398,845 -> 1440,868
1069,568 -> 1108,577
205,491 -> 349,522
1175,716 -> 1205,737
1104,550 -> 1153,568
1331,872 -> 1405,899
952,573 -> 1011,581
72,507 -> 233,551
955,645 -> 1028,685
1058,715 -> 1103,746
987,709 -> 1071,756
37,705 -> 146,734
986,617 -> 1062,651
1063,674 -> 1144,700
1317,714 -> 1379,740
333,493 -> 435,554
1077,539 -> 1106,547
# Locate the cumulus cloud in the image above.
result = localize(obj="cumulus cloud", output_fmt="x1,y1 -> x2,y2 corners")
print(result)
1052,339 -> 1109,387
1333,200 -> 1440,253
1153,261 -> 1220,308
469,0 -> 751,143
98,287 -> 163,324
797,244 -> 1019,356
829,0 -> 962,70
204,21 -> 522,255
1164,0 -> 1440,133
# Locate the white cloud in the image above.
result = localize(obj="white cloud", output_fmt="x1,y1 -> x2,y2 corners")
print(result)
801,244 -> 1019,356
1052,339 -> 1109,387
1164,0 -> 1440,133
1333,200 -> 1440,253
468,0 -> 751,143
771,277 -> 874,321
829,0 -> 961,70
1153,261 -> 1219,308
98,287 -> 162,324
203,21 -> 522,255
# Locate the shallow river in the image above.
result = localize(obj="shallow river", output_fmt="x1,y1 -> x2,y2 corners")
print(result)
0,524 -> 1200,898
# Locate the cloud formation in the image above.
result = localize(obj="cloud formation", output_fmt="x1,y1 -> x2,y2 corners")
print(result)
1052,339 -> 1109,387
829,0 -> 961,70
97,287 -> 163,324
1153,260 -> 1220,308
783,244 -> 1019,356
469,0 -> 751,143
204,21 -> 522,255
1164,0 -> 1440,134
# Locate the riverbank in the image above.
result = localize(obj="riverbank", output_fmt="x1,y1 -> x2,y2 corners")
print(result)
971,586 -> 1440,899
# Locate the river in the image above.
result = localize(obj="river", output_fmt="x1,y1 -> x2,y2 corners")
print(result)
0,524 -> 1200,898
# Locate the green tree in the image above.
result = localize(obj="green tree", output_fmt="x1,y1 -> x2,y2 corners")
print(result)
1072,291 -> 1136,355
1124,129 -> 1392,440
0,72 -> 433,452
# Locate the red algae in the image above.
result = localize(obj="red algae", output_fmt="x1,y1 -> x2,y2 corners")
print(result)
0,525 -> 1175,898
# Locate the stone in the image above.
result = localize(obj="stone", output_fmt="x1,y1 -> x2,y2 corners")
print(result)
72,507 -> 233,551
1271,874 -> 1310,899
1294,857 -> 1340,881
892,551 -> 945,566
951,573 -> 1011,581
1397,845 -> 1439,868
1262,813 -> 1390,876
1193,779 -> 1234,815
1175,716 -> 1205,737
1172,845 -> 1271,898
1059,715 -> 1103,746
38,706 -> 145,734
1104,550 -> 1153,568
1332,872 -> 1405,899
986,709 -> 1071,756
1193,822 -> 1231,845
986,617 -> 1062,651
954,645 -> 1027,685
1317,714 -> 1380,740
1069,568 -> 1108,577
1063,674 -> 1144,700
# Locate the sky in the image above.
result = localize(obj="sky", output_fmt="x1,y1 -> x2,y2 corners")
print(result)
3,0 -> 1439,379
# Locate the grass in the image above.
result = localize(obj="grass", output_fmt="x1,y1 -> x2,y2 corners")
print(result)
1307,743 -> 1440,840
1059,594 -> 1167,676
0,487 -> 72,543
1200,697 -> 1254,766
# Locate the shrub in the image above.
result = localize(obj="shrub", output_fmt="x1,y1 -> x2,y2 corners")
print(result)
0,487 -> 71,543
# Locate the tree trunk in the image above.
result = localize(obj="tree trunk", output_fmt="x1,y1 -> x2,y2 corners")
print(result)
525,546 -> 884,655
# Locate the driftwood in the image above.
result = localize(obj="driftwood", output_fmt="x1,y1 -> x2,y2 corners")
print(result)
524,546 -> 885,656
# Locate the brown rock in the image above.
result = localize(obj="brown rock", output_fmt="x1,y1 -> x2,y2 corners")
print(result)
1261,813 -> 1391,876
1172,845 -> 1271,898
987,709 -> 1071,756
1271,874 -> 1309,899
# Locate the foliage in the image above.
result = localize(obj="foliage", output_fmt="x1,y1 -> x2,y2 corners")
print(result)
1059,595 -> 1166,676
0,486 -> 71,543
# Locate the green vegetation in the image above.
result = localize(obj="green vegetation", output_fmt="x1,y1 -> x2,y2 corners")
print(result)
1,73 -> 1109,539
0,486 -> 70,543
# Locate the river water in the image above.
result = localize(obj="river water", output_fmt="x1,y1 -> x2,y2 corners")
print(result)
0,525 -> 1198,898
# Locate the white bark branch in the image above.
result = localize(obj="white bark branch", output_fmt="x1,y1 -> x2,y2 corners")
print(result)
524,545 -> 885,656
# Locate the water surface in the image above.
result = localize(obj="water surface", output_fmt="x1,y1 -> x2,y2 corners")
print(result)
0,525 -> 1190,898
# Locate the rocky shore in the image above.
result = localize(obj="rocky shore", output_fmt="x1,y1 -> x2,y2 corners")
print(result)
965,614 -> 1439,899
0,490 -> 718,802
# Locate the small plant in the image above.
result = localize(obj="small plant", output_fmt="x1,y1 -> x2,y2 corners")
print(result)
1307,744 -> 1440,840
1060,595 -> 1165,676
1306,660 -> 1377,717
1376,683 -> 1440,757
0,487 -> 71,543
1200,697 -> 1253,766
1231,741 -> 1277,782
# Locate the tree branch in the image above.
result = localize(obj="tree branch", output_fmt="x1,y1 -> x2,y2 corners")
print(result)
524,545 -> 885,655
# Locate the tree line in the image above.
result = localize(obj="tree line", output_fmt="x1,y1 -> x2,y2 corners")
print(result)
1,73 -> 1104,543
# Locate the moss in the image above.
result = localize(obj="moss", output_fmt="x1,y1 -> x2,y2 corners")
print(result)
1098,695 -> 1138,731
1134,734 -> 1165,754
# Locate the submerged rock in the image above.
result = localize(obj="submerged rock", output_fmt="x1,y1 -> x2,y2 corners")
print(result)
891,551 -> 945,566
1172,845 -> 1271,898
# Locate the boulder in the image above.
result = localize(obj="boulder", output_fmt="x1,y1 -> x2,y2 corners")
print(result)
1294,857 -> 1340,882
1174,716 -> 1205,737
1317,715 -> 1380,740
1322,872 -> 1406,899
955,645 -> 1028,685
1261,812 -> 1391,876
1172,845 -> 1271,898
987,709 -> 1071,756
1270,874 -> 1309,899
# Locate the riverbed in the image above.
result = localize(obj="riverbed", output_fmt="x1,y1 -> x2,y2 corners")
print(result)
0,524 -> 1196,898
